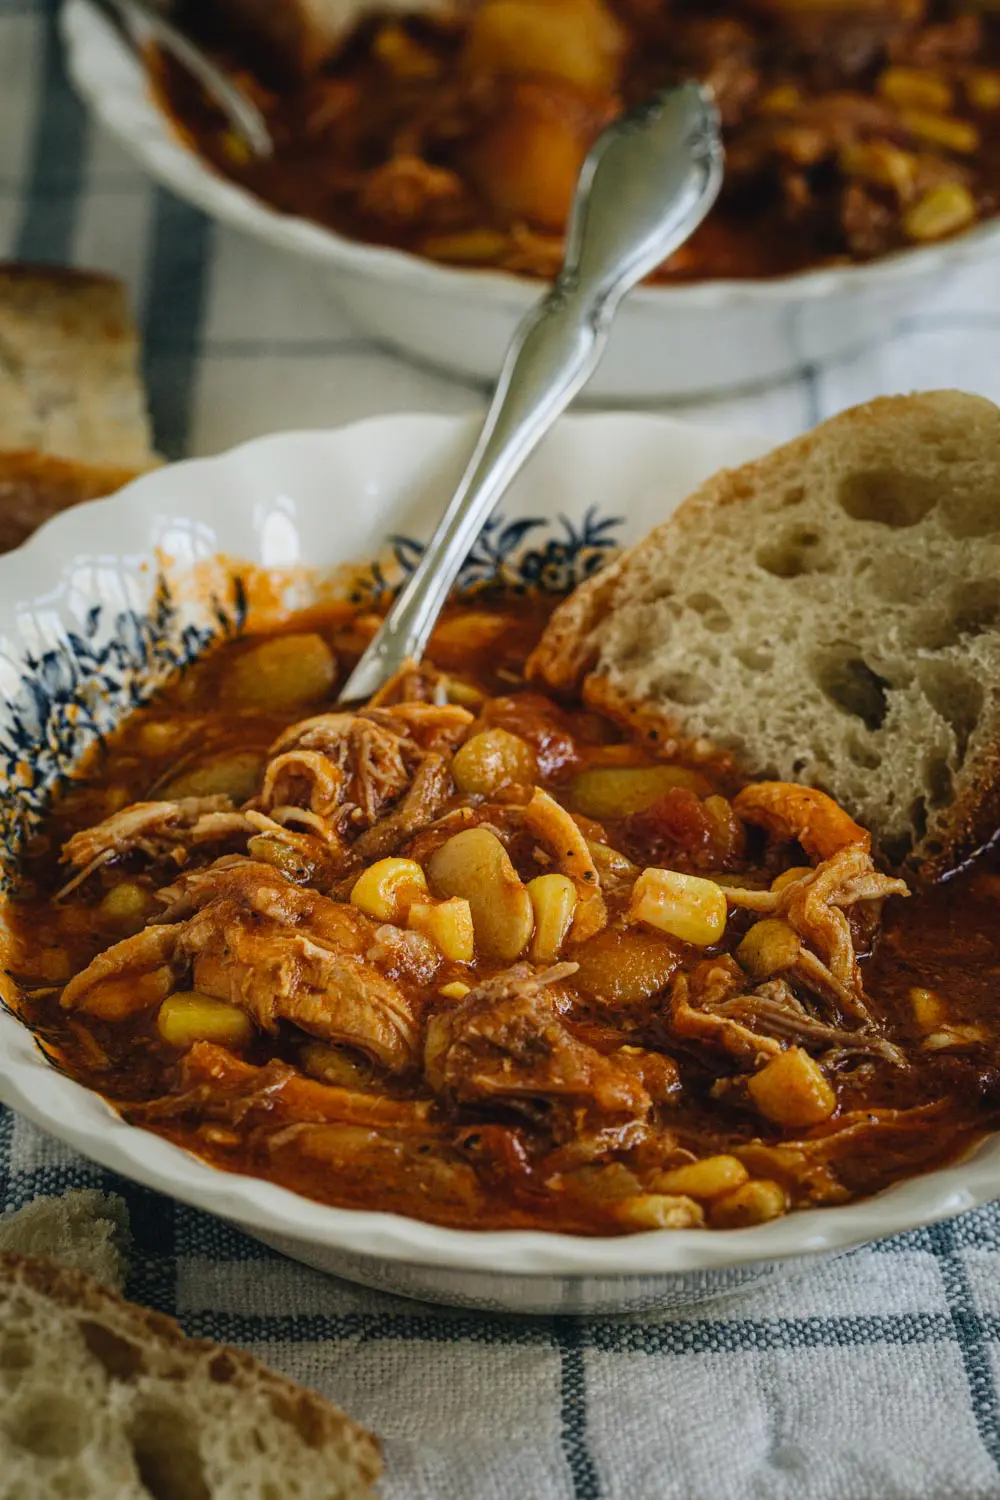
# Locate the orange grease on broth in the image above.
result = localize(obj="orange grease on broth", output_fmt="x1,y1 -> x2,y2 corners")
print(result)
7,592 -> 1000,1235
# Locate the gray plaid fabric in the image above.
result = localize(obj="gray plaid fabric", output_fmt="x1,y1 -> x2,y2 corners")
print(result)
6,3 -> 1000,1496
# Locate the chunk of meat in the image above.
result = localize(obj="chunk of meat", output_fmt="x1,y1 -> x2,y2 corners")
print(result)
363,702 -> 474,754
732,782 -> 869,861
159,1042 -> 435,1129
669,955 -> 904,1068
424,963 -> 652,1124
60,797 -> 255,884
60,925 -> 179,1019
349,752 -> 455,866
154,857 -> 373,950
179,901 -> 418,1072
269,713 -> 409,819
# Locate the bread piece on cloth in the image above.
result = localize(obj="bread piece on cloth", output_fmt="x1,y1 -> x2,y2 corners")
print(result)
530,392 -> 1000,879
0,264 -> 153,468
0,1253 -> 382,1500
0,452 -> 145,554
0,1190 -> 130,1289
213,0 -> 470,73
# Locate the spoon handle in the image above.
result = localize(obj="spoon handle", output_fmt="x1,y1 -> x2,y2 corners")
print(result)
99,0 -> 274,159
338,83 -> 721,704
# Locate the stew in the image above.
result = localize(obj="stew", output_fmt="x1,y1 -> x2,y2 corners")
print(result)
158,1 -> 1000,281
9,595 -> 1000,1235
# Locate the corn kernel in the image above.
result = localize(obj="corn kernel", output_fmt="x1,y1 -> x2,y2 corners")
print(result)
421,229 -> 511,266
903,182 -> 977,241
439,981 -> 471,1000
157,992 -> 253,1049
614,1194 -> 705,1230
910,986 -> 945,1032
839,140 -> 917,194
100,881 -> 151,926
221,129 -> 253,165
771,866 -> 812,893
527,873 -> 578,963
967,71 -> 1000,112
710,1180 -> 788,1229
407,898 -> 475,962
444,678 -> 486,708
735,918 -> 801,980
628,868 -> 727,947
747,1046 -> 837,1128
879,66 -> 953,113
899,108 -> 979,154
651,1156 -> 749,1201
350,858 -> 428,922
758,83 -> 801,115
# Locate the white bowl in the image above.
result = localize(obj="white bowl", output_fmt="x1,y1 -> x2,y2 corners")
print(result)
0,411 -> 996,1315
62,0 -> 1000,403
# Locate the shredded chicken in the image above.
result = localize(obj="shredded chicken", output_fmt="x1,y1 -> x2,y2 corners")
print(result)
733,782 -> 870,861
669,955 -> 905,1068
523,787 -> 607,942
424,963 -> 653,1125
724,845 -> 909,1025
64,858 -> 419,1071
60,797 -> 256,888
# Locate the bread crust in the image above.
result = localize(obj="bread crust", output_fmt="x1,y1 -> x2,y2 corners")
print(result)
0,1252 -> 382,1488
531,391 -> 1000,879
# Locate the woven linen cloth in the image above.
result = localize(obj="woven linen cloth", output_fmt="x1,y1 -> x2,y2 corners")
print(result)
6,3 -> 1000,1497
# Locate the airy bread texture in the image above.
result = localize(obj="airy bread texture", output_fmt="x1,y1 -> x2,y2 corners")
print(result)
0,1190 -> 130,1290
0,264 -> 155,551
0,1254 -> 381,1500
0,264 -> 154,468
531,392 -> 1000,877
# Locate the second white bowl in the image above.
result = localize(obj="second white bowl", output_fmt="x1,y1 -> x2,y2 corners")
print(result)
61,0 -> 1000,402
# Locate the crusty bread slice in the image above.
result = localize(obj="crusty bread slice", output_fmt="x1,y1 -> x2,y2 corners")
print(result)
0,264 -> 154,469
530,392 -> 1000,878
0,451 -> 143,554
0,1254 -> 381,1500
0,1190 -> 130,1289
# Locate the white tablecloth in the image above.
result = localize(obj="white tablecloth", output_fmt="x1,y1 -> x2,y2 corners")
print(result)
6,3 -> 1000,1497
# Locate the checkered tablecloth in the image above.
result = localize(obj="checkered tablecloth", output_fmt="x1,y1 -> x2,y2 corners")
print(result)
7,2 -> 1000,1496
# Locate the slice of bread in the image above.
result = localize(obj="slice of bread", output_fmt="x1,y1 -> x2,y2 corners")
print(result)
0,1253 -> 381,1500
530,392 -> 1000,878
0,264 -> 154,469
0,451 -> 144,554
0,1190 -> 130,1289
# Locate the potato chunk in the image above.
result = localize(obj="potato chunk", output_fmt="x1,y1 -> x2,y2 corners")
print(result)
747,1046 -> 837,1128
566,764 -> 710,820
224,633 -> 336,712
463,0 -> 625,95
466,80 -> 600,230
427,826 -> 533,960
452,728 -> 538,796
157,992 -> 253,1050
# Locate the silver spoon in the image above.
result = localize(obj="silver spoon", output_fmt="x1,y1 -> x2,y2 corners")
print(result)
338,82 -> 723,705
96,0 -> 274,159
